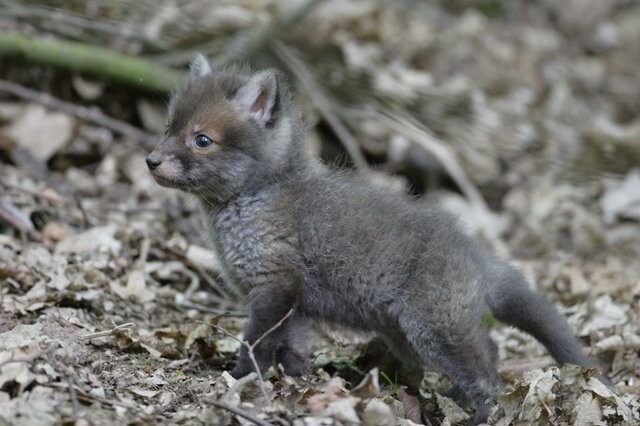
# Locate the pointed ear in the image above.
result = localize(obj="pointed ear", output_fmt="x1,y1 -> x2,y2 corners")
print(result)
232,70 -> 280,127
189,53 -> 212,78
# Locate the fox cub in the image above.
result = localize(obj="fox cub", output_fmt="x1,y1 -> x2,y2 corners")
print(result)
146,54 -> 603,424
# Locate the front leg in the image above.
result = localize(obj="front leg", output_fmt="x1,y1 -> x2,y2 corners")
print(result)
230,284 -> 298,378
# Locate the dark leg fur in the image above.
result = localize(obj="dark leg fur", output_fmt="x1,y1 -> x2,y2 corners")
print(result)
230,285 -> 300,379
275,314 -> 311,376
381,332 -> 423,371
394,311 -> 499,425
443,336 -> 499,409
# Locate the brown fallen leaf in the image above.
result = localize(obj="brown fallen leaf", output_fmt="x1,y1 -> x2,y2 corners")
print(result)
351,367 -> 380,398
397,387 -> 422,424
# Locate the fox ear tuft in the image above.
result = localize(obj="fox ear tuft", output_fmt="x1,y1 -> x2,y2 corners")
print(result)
232,70 -> 280,127
189,53 -> 212,78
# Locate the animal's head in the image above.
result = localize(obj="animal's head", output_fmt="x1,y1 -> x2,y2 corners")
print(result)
146,54 -> 302,203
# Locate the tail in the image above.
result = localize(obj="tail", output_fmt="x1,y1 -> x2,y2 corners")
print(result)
484,264 -> 593,368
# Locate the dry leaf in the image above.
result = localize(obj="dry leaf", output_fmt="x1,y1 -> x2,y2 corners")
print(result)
56,225 -> 121,255
396,388 -> 422,424
2,104 -> 73,161
600,168 -> 640,224
110,270 -> 155,303
361,398 -> 396,426
351,368 -> 380,398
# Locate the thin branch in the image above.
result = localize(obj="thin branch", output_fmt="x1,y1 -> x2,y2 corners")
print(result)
361,108 -> 488,210
251,308 -> 294,350
208,324 -> 270,404
134,237 -> 151,269
0,199 -> 43,241
162,244 -> 234,303
176,300 -> 247,318
213,0 -> 325,65
207,308 -> 295,406
223,372 -> 258,403
66,374 -> 80,419
499,356 -> 554,375
191,262 -> 234,303
80,322 -> 135,340
235,0 -> 324,60
47,382 -> 149,422
204,399 -> 273,426
0,79 -> 157,149
272,41 -> 370,170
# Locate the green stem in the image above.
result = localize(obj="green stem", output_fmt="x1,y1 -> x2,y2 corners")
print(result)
0,32 -> 183,92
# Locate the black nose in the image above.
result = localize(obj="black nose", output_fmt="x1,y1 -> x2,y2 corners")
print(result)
145,155 -> 162,170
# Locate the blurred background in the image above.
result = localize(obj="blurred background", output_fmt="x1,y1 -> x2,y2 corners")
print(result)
0,1 -> 639,424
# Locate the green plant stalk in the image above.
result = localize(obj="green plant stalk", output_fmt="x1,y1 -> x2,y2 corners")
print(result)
0,32 -> 183,92
380,370 -> 400,390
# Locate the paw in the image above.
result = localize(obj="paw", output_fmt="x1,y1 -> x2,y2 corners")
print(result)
442,385 -> 470,407
276,348 -> 310,377
229,360 -> 255,379
472,402 -> 491,425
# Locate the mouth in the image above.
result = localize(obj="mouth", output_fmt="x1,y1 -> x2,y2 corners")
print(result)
147,157 -> 190,190
149,171 -> 188,190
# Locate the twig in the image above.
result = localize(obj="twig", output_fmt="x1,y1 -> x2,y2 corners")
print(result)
73,193 -> 91,229
205,399 -> 273,426
134,237 -> 151,269
251,309 -> 294,350
0,79 -> 157,149
7,148 -> 65,193
191,261 -> 233,302
0,181 -> 73,206
161,245 -> 234,302
226,0 -> 324,62
66,374 -> 80,419
80,322 -> 135,340
48,382 -> 134,409
499,356 -> 554,375
360,108 -> 488,210
272,41 -> 370,170
149,0 -> 323,66
0,199 -> 42,241
223,372 -> 258,403
47,382 -> 150,422
208,308 -> 295,405
208,325 -> 270,404
176,300 -> 247,318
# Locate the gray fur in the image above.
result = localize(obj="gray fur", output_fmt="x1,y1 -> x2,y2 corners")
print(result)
231,70 -> 280,127
189,53 -> 212,78
147,61 -> 602,425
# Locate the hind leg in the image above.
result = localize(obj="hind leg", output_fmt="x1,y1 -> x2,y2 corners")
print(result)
381,332 -> 423,371
443,335 -> 499,405
397,313 -> 500,425
437,348 -> 497,425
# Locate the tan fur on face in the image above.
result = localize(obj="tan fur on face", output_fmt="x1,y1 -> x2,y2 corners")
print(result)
186,104 -> 241,156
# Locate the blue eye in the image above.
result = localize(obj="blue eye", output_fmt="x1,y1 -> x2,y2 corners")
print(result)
194,134 -> 213,148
